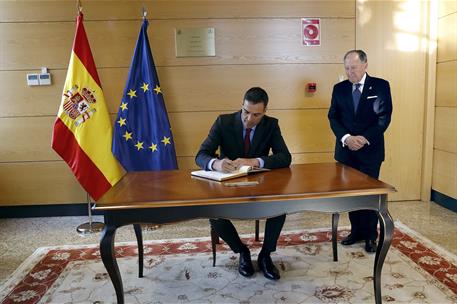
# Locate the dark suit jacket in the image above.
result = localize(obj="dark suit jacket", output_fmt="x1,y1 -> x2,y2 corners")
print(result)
196,111 -> 291,170
328,74 -> 393,164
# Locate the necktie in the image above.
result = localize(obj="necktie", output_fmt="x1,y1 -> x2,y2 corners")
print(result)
352,83 -> 362,113
244,128 -> 252,156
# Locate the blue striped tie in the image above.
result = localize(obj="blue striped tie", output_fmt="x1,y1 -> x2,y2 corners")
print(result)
352,83 -> 362,113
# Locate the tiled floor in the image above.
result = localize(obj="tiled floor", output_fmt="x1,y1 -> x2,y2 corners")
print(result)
1,200 -> 456,285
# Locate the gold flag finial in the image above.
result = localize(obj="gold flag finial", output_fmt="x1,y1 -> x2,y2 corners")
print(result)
77,0 -> 83,13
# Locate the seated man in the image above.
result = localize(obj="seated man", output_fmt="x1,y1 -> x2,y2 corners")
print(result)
195,87 -> 291,280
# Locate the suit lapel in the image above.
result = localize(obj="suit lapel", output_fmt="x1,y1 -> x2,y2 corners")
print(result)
234,112 -> 245,155
344,81 -> 356,115
361,74 -> 372,100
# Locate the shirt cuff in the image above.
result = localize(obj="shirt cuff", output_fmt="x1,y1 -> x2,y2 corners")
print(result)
207,158 -> 217,171
257,158 -> 264,168
341,134 -> 351,147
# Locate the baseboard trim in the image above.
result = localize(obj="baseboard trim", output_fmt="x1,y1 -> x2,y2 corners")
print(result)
431,190 -> 457,213
0,203 -> 102,218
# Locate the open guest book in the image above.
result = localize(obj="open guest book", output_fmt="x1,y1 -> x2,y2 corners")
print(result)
191,166 -> 270,182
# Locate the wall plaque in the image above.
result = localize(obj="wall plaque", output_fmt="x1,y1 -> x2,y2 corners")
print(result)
175,27 -> 216,57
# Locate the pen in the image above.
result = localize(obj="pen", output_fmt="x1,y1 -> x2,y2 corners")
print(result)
223,181 -> 259,187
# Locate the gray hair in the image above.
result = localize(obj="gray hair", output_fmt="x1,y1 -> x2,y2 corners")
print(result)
344,50 -> 367,63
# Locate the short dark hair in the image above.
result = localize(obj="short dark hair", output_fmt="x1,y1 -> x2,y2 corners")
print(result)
344,49 -> 368,63
243,87 -> 269,107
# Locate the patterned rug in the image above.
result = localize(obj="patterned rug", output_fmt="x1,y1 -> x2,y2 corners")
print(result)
1,222 -> 456,304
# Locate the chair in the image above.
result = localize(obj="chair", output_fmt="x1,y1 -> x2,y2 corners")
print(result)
210,214 -> 340,267
134,214 -> 340,277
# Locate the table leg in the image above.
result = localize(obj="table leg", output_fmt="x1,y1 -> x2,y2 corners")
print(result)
210,227 -> 218,267
133,224 -> 144,278
332,213 -> 339,262
374,194 -> 394,304
100,224 -> 124,304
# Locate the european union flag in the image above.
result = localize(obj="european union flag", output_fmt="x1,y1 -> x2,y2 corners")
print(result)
112,19 -> 178,171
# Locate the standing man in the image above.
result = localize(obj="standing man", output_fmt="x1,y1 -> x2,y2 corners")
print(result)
328,50 -> 393,253
196,87 -> 291,280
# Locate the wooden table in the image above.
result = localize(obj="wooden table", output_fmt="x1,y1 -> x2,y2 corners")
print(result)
94,163 -> 396,304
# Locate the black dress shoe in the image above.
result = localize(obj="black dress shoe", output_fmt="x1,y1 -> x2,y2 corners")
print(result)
238,248 -> 254,277
341,234 -> 362,246
365,240 -> 377,253
258,252 -> 280,280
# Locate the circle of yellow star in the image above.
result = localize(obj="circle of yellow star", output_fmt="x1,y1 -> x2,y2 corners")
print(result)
123,131 -> 132,141
149,143 -> 158,152
161,136 -> 171,146
117,117 -> 126,127
141,82 -> 149,92
134,141 -> 144,150
127,89 -> 137,99
153,85 -> 162,95
120,102 -> 128,111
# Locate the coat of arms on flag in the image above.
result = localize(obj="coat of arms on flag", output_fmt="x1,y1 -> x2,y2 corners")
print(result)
62,85 -> 97,126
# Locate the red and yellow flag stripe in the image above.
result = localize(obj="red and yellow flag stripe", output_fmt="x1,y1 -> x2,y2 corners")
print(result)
52,13 -> 123,201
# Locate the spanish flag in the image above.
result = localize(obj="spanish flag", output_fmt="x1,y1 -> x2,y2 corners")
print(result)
52,13 -> 123,201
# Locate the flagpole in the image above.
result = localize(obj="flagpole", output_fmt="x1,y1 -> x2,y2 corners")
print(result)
73,0 -> 104,235
52,0 -> 122,234
76,193 -> 104,235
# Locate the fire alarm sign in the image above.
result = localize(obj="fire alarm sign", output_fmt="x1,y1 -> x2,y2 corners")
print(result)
302,18 -> 320,46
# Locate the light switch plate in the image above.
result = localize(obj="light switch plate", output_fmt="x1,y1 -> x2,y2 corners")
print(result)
26,74 -> 39,86
39,73 -> 51,85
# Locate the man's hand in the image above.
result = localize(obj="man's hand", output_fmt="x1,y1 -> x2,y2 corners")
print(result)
232,158 -> 260,169
345,135 -> 368,151
212,158 -> 237,172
